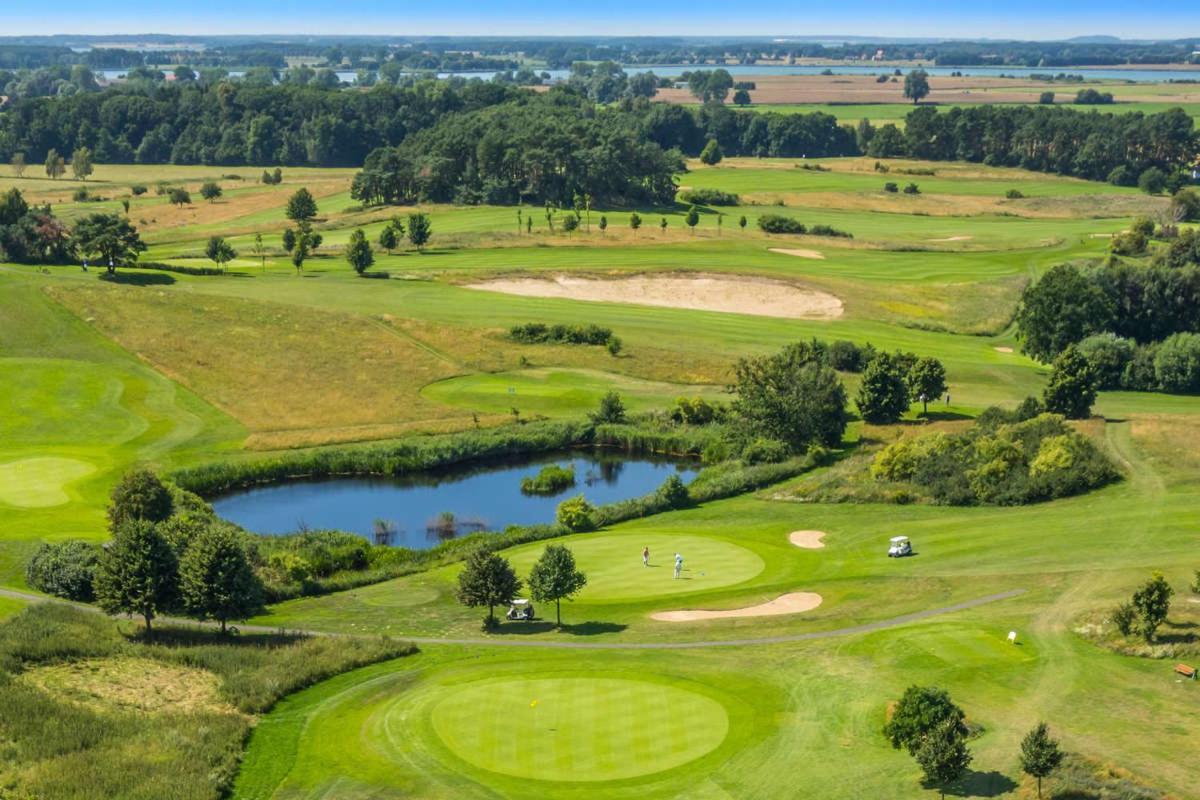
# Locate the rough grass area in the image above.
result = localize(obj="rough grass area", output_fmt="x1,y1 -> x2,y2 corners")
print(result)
47,283 -> 479,449
0,604 -> 415,800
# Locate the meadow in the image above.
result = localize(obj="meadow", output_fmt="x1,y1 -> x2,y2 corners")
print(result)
1,144 -> 1198,800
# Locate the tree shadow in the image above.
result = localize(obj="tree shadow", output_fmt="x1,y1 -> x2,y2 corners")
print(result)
941,769 -> 1019,797
917,410 -> 974,422
129,623 -> 303,648
490,620 -> 627,637
99,271 -> 175,286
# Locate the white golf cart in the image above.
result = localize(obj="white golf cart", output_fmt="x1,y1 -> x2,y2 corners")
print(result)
505,599 -> 536,621
888,536 -> 913,558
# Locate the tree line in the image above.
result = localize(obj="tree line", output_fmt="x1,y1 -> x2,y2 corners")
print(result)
863,104 -> 1198,182
0,79 -> 524,168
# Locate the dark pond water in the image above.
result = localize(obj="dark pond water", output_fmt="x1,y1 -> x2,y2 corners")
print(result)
211,449 -> 698,549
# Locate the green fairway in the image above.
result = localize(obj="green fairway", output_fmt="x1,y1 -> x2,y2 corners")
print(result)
423,369 -> 726,418
430,674 -> 730,781
507,533 -> 766,602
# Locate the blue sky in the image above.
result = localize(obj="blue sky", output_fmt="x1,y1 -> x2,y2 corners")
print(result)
3,1 -> 1199,40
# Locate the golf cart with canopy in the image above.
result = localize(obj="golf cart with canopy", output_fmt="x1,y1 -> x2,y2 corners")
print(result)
888,536 -> 913,558
505,599 -> 535,621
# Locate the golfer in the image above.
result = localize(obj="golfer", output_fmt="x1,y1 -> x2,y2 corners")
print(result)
642,546 -> 650,567
673,553 -> 683,579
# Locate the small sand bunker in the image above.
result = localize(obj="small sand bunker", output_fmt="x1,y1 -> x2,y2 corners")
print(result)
651,592 -> 823,622
929,236 -> 973,242
788,530 -> 826,549
466,274 -> 843,320
994,346 -> 1014,354
768,247 -> 825,260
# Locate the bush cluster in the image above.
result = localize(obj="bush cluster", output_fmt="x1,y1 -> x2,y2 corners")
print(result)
677,188 -> 740,206
871,411 -> 1118,505
1078,331 -> 1200,393
757,214 -> 853,237
520,464 -> 576,495
509,322 -> 616,347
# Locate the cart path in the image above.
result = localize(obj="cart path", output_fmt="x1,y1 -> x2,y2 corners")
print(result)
0,586 -> 1025,650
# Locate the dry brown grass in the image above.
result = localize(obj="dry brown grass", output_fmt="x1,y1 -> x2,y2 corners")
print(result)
1130,414 -> 1200,484
47,283 -> 480,449
21,656 -> 236,716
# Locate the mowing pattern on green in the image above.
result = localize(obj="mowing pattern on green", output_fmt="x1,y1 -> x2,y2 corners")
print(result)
429,676 -> 729,782
0,457 -> 96,508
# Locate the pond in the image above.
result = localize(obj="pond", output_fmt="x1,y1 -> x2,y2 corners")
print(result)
211,449 -> 699,550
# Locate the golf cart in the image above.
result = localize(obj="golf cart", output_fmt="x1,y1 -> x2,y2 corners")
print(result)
888,536 -> 913,558
505,599 -> 535,621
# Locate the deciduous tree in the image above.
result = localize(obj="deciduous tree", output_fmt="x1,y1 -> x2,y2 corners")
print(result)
70,147 -> 93,181
857,352 -> 911,424
1019,722 -> 1064,799
407,212 -> 431,249
72,213 -> 146,274
180,524 -> 263,633
1042,345 -> 1097,420
94,519 -> 178,636
527,544 -> 587,626
456,549 -> 522,628
345,228 -> 374,274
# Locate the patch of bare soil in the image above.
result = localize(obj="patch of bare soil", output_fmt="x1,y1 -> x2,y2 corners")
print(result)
769,247 -> 825,259
650,592 -> 823,621
466,274 -> 843,320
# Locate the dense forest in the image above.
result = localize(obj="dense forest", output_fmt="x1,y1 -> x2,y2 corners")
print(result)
0,80 -> 523,167
350,94 -> 858,206
878,105 -> 1198,181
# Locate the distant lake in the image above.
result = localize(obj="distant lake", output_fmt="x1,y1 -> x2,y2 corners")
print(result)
211,449 -> 698,550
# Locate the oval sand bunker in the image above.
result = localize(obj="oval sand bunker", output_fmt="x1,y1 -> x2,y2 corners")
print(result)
466,274 -> 843,320
788,530 -> 826,549
651,592 -> 823,622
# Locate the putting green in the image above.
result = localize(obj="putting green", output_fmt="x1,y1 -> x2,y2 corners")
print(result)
506,533 -> 765,602
0,457 -> 96,508
428,676 -> 729,782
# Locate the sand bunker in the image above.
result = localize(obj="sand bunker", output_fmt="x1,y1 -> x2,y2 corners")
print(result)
651,592 -> 823,622
994,346 -> 1014,354
768,247 -> 825,260
788,530 -> 826,549
466,274 -> 843,320
929,236 -> 973,242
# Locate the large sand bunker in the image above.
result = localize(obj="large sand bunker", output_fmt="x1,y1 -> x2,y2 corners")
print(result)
788,530 -> 826,549
651,592 -> 823,622
768,247 -> 825,260
466,274 -> 843,320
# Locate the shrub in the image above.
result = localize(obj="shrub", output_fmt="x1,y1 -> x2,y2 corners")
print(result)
520,464 -> 576,495
1107,165 -> 1136,186
1138,167 -> 1167,195
808,224 -> 853,238
871,412 -> 1116,506
678,188 -> 740,206
656,474 -> 691,508
883,182 -> 899,192
902,183 -> 920,194
757,215 -> 806,234
740,437 -> 791,464
1110,229 -> 1147,256
130,184 -> 148,195
1038,91 -> 1055,104
1074,88 -> 1114,105
556,495 -> 595,531
1078,333 -> 1136,390
1111,601 -> 1137,636
828,339 -> 869,372
509,322 -> 614,346
1152,332 -> 1200,393
25,541 -> 99,601
590,391 -> 627,424
669,396 -> 722,425
1005,189 -> 1025,199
